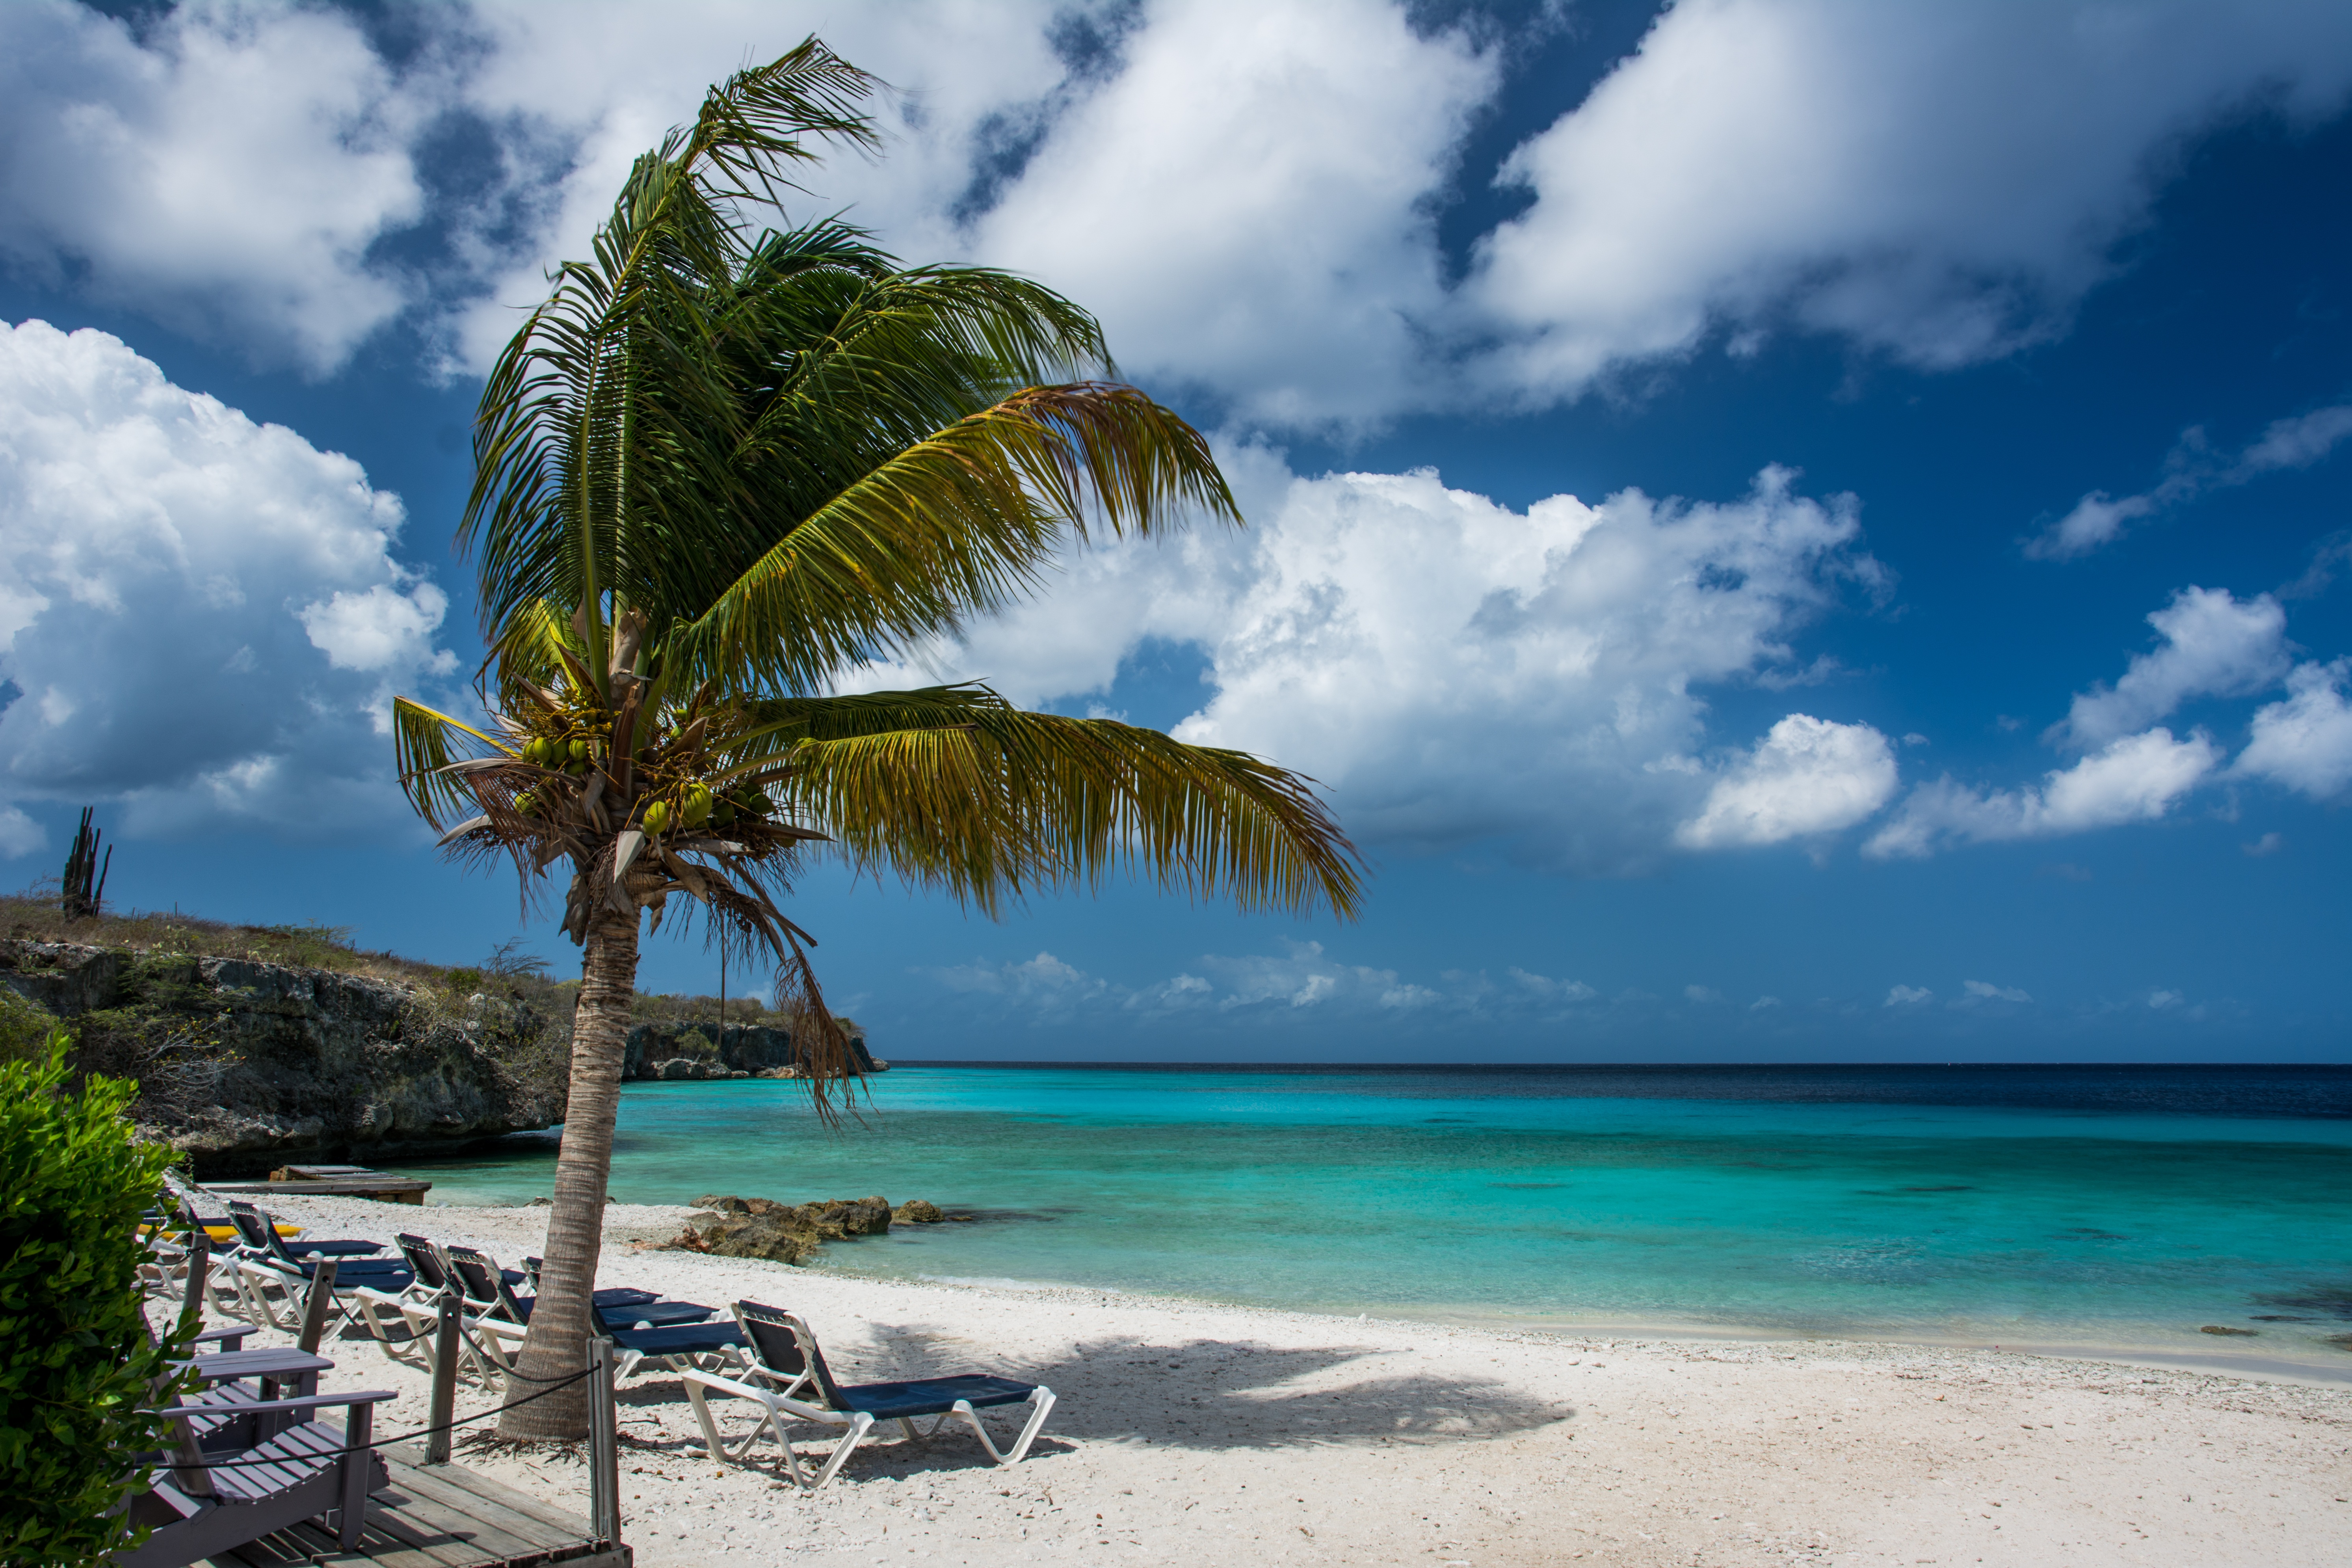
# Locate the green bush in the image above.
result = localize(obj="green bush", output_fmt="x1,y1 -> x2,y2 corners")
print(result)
0,986 -> 54,1066
0,1034 -> 190,1565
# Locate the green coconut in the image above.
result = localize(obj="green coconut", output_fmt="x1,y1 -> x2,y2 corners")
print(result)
681,783 -> 714,828
514,790 -> 537,816
570,738 -> 590,762
641,800 -> 672,835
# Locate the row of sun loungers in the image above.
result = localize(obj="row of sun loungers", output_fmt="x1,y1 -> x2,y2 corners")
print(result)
134,1194 -> 1058,1552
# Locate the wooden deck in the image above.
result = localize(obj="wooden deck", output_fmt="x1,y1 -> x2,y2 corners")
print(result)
205,1446 -> 626,1568
206,1167 -> 433,1205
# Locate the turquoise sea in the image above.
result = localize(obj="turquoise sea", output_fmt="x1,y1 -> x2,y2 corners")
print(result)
381,1063 -> 2352,1367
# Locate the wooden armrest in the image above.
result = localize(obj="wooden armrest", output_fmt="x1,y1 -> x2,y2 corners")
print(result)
151,1389 -> 398,1420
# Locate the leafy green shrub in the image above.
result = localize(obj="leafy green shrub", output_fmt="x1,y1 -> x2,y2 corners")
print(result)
443,968 -> 483,993
0,986 -> 54,1066
0,1035 -> 190,1565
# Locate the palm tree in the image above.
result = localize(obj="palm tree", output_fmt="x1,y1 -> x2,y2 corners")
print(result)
394,40 -> 1362,1441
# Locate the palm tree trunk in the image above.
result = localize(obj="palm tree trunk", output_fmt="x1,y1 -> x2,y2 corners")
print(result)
497,899 -> 640,1439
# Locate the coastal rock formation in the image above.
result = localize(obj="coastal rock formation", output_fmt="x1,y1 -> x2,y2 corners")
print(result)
621,1019 -> 881,1080
892,1199 -> 944,1224
0,939 -> 563,1175
666,1192 -> 900,1265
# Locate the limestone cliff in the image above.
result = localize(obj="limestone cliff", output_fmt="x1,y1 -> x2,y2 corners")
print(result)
0,939 -> 565,1175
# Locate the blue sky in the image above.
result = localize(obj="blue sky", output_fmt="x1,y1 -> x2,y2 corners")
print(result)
2,0 -> 2348,1061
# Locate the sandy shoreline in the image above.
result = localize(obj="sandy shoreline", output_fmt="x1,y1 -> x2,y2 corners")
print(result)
224,1195 -> 2351,1566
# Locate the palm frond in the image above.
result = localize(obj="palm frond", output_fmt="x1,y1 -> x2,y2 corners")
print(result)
759,692 -> 1363,920
668,384 -> 1237,691
393,698 -> 511,828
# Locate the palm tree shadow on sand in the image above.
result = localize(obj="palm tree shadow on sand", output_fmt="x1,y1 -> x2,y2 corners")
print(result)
626,1331 -> 1573,1481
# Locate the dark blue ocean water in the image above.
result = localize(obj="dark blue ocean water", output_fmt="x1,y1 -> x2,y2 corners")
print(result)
387,1063 -> 2352,1360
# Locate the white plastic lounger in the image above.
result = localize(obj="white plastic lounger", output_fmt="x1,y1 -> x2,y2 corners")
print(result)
683,1302 -> 1056,1490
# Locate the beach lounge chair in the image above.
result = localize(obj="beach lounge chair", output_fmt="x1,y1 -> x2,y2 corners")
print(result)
681,1302 -> 1055,1489
440,1244 -> 703,1329
436,1243 -> 737,1382
118,1385 -> 396,1568
235,1209 -> 408,1284
391,1233 -> 526,1302
604,1318 -> 751,1380
225,1201 -> 386,1260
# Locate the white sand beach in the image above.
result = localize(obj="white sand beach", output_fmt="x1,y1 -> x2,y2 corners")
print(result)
236,1195 -> 2351,1567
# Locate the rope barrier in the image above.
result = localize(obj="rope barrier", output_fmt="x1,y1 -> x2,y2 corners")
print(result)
155,1367 -> 594,1471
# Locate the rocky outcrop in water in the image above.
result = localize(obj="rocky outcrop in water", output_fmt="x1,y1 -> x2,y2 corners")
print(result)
0,939 -> 564,1175
664,1192 -> 903,1265
621,1019 -> 879,1081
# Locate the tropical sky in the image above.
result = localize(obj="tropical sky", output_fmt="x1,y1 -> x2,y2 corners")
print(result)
3,0 -> 2348,1062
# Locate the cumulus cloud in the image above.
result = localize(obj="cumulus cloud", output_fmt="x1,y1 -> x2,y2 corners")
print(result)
865,456 -> 1887,871
1962,980 -> 2032,1003
2055,587 -> 2289,748
1674,713 -> 1897,849
0,320 -> 460,837
2233,658 -> 2352,798
0,0 -> 434,373
1468,0 -> 2352,403
12,3 -> 2352,418
1884,985 -> 1931,1006
1864,728 -> 2220,859
963,0 -> 1494,426
2027,403 -> 2352,559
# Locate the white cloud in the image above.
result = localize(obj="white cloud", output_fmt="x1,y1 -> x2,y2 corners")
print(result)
1467,0 -> 2352,403
1885,985 -> 1931,1006
1865,728 -> 2220,859
1962,980 -> 2032,1003
0,804 -> 43,859
964,0 -> 1494,427
1674,713 -> 1897,849
2028,403 -> 2352,559
11,3 -> 2349,420
2055,587 -> 2289,748
2242,831 -> 2285,857
2233,658 -> 2352,798
1508,968 -> 1595,1004
0,320 -> 460,837
0,0 -> 434,374
2147,988 -> 2184,1008
868,455 -> 1887,872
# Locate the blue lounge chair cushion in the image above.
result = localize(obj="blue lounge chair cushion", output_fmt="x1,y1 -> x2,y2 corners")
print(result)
490,1295 -> 713,1327
284,1263 -> 414,1289
607,1321 -> 747,1356
594,1298 -> 716,1330
277,1239 -> 387,1258
831,1374 -> 1041,1421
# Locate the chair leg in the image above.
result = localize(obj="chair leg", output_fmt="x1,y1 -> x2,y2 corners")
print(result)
806,1412 -> 876,1491
956,1388 -> 1056,1466
686,1382 -> 773,1467
339,1402 -> 374,1548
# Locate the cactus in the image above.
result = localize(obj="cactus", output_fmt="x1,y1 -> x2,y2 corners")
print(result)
61,806 -> 110,920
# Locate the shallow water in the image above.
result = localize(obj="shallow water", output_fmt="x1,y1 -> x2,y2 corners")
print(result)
382,1063 -> 2352,1361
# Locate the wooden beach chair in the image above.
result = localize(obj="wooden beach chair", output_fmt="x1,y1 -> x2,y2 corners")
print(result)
681,1302 -> 1056,1490
117,1383 -> 395,1567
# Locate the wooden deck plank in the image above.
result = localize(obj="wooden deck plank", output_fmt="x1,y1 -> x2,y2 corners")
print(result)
362,1481 -> 557,1564
382,1449 -> 598,1538
201,1453 -> 623,1568
377,1465 -> 581,1552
